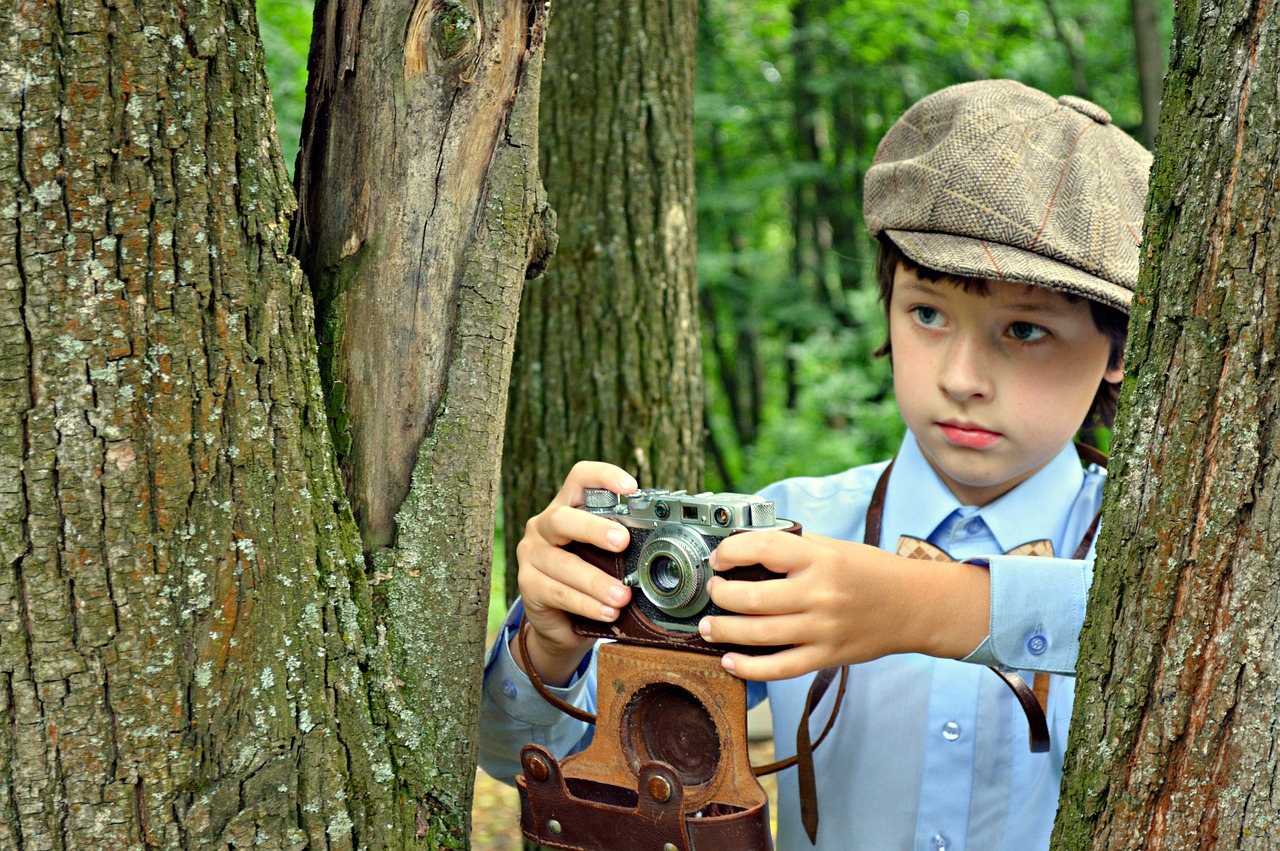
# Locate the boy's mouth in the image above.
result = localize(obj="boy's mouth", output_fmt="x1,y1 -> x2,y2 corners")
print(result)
937,422 -> 1002,449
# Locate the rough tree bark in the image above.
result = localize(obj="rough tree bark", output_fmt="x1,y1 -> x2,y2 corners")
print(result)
501,0 -> 702,603
1053,0 -> 1278,847
292,0 -> 554,845
1,0 -> 550,847
0,1 -> 394,846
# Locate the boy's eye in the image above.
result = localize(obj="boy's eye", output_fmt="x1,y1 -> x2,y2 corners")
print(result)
912,306 -> 943,327
1009,321 -> 1048,342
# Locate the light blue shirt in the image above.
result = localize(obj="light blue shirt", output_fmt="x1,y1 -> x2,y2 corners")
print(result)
478,432 -> 1105,851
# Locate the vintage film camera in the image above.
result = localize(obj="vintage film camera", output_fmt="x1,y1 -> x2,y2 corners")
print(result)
517,488 -> 802,851
568,488 -> 798,654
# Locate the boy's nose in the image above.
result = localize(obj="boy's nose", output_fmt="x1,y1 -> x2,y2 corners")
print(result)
939,337 -> 994,400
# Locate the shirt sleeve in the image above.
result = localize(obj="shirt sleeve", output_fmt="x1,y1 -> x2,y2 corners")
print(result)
961,555 -> 1093,674
476,603 -> 598,784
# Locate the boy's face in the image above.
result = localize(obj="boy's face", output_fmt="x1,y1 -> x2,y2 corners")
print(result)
889,264 -> 1123,506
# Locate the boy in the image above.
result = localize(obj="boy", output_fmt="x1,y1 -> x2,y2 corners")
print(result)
478,79 -> 1152,850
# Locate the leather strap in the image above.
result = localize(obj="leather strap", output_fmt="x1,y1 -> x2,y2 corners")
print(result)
990,669 -> 1051,752
517,618 -> 597,725
518,617 -> 850,769
736,459 -> 890,842
750,665 -> 847,775
1075,441 -> 1109,470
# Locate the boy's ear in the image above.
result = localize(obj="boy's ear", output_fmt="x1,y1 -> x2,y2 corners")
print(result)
1104,360 -> 1124,384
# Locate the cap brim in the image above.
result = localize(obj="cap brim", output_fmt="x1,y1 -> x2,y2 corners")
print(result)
885,230 -> 1133,313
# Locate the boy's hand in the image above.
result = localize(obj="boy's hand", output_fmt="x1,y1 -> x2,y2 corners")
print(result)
511,461 -> 637,686
698,532 -> 991,681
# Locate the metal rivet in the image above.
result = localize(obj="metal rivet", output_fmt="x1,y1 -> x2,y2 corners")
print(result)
526,756 -> 548,782
548,819 -> 563,835
663,844 -> 679,851
647,775 -> 672,803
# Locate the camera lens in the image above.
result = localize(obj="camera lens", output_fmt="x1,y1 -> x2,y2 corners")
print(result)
650,557 -> 681,593
635,526 -> 713,620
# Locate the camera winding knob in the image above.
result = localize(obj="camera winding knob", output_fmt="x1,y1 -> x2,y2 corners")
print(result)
583,488 -> 620,509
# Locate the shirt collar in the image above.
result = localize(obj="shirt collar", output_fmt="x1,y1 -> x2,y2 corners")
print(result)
879,431 -> 1084,555
879,432 -> 963,548
979,442 -> 1084,554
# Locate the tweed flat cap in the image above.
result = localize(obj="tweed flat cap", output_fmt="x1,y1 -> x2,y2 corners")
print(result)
864,79 -> 1153,312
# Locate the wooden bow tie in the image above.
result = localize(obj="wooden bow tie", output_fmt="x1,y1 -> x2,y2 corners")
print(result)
896,535 -> 1055,561
897,534 -> 1054,752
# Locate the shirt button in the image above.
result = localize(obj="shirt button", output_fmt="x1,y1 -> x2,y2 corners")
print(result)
929,833 -> 949,851
964,518 -> 983,534
501,678 -> 518,698
941,721 -> 961,741
1027,634 -> 1049,655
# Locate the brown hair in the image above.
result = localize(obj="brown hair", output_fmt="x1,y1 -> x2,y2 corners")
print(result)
874,235 -> 1127,430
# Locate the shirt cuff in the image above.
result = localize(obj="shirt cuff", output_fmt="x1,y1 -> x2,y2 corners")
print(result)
484,621 -> 595,727
960,635 -> 999,667
981,554 -> 1092,674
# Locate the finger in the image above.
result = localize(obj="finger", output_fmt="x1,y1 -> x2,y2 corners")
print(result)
698,611 -> 809,647
520,544 -> 632,617
525,502 -> 633,552
719,645 -> 831,682
706,575 -> 803,616
710,530 -> 817,574
553,460 -> 638,507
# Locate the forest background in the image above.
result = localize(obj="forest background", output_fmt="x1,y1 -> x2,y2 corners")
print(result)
258,0 -> 1172,632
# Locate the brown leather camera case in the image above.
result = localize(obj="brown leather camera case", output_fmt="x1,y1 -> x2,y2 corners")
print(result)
517,641 -> 773,850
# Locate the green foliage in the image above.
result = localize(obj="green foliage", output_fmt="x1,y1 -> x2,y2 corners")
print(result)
257,0 -> 313,178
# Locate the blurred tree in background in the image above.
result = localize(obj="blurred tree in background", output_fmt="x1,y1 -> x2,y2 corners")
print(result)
258,0 -> 1173,491
502,0 -> 704,610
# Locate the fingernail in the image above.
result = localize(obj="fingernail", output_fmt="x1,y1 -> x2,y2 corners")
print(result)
600,605 -> 617,620
721,654 -> 736,673
620,474 -> 637,492
698,617 -> 711,639
708,550 -> 719,568
608,585 -> 627,605
606,529 -> 628,550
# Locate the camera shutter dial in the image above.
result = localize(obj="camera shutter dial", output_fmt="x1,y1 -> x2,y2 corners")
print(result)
635,525 -> 713,618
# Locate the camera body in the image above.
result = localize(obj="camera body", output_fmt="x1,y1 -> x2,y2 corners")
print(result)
568,488 -> 800,656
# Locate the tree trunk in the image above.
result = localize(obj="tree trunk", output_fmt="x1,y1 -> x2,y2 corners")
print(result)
1,0 -> 549,846
293,0 -> 553,845
501,0 -> 702,605
1053,0 -> 1278,848
0,0 -> 401,846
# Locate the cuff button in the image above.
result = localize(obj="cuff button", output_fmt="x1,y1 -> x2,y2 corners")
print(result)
1027,634 -> 1049,655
